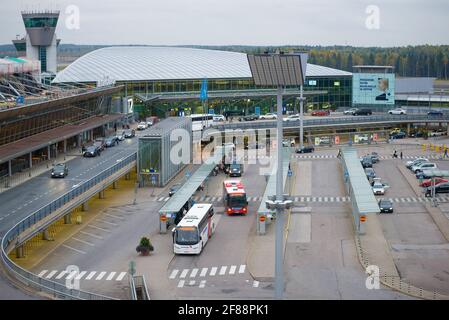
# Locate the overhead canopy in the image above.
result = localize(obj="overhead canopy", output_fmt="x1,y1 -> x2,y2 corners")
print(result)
341,147 -> 380,215
421,169 -> 449,177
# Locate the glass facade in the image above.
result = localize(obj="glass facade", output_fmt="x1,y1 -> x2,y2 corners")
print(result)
39,46 -> 47,72
23,17 -> 58,28
123,76 -> 353,118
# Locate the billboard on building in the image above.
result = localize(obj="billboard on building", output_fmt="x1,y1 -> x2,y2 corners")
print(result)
352,73 -> 395,105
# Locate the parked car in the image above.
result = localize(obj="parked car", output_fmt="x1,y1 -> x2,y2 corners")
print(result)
105,136 -> 117,147
296,145 -> 315,153
282,138 -> 296,147
239,114 -> 259,121
137,122 -> 148,130
361,156 -> 373,168
412,162 -> 437,173
425,182 -> 449,197
390,132 -> 406,139
51,163 -> 68,178
259,113 -> 277,120
388,108 -> 407,115
409,131 -> 424,138
367,152 -> 379,163
406,158 -> 428,169
343,108 -> 358,115
416,170 -> 435,180
420,177 -> 448,188
427,110 -> 443,116
428,130 -> 446,137
390,128 -> 402,135
319,136 -> 331,145
124,129 -> 136,138
146,116 -> 159,126
283,114 -> 300,122
115,130 -> 126,141
378,199 -> 393,213
372,181 -> 388,195
365,168 -> 376,180
311,110 -> 330,116
353,109 -> 372,116
168,183 -> 182,197
213,115 -> 225,122
357,134 -> 369,143
83,146 -> 100,157
94,137 -> 106,151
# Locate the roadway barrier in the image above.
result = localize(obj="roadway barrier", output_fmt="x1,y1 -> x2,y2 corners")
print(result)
211,114 -> 449,132
0,153 -> 136,300
129,275 -> 150,300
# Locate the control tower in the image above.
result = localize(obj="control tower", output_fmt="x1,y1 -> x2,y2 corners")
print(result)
19,10 -> 60,74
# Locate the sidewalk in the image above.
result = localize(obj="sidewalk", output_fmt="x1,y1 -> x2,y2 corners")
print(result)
0,151 -> 80,194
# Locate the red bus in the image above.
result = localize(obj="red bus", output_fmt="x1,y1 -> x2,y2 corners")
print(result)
222,180 -> 248,215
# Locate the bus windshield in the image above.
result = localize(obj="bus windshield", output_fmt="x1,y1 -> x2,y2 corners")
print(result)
175,227 -> 199,245
228,194 -> 247,207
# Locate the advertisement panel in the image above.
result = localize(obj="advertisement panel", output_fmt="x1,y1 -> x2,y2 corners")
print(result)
352,73 -> 395,105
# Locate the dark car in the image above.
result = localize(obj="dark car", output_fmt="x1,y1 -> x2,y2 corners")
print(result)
416,171 -> 434,180
353,109 -> 372,116
228,163 -> 243,177
378,199 -> 393,213
410,131 -> 424,138
105,136 -> 117,147
425,182 -> 449,197
427,111 -> 443,116
51,163 -> 68,178
390,132 -> 406,139
361,156 -> 373,168
239,114 -> 259,122
169,183 -> 182,197
94,137 -> 106,151
124,129 -> 135,138
295,146 -> 315,153
83,145 -> 100,157
365,168 -> 376,180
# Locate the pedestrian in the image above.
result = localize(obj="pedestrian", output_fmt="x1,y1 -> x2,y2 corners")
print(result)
393,150 -> 397,158
400,151 -> 403,159
444,148 -> 448,158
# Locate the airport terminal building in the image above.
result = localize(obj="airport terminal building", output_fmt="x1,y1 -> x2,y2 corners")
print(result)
53,46 -> 353,118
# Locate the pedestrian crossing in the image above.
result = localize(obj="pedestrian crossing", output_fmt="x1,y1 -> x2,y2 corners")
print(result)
37,269 -> 127,282
156,194 -> 448,204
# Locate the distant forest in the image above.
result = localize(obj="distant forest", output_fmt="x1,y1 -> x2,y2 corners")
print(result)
1,44 -> 448,79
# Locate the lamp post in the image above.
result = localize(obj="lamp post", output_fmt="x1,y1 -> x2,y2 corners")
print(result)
247,52 -> 307,299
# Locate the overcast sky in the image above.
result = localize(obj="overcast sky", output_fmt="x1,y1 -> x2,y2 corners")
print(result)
2,0 -> 449,46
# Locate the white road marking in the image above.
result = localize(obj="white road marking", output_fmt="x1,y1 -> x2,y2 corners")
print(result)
190,268 -> 199,278
199,280 -> 206,288
180,269 -> 189,279
66,271 -> 78,280
38,270 -> 48,277
158,197 -> 164,202
75,271 -> 87,280
219,266 -> 228,275
96,218 -> 118,226
164,197 -> 170,202
238,265 -> 246,274
177,280 -> 185,288
55,271 -> 67,279
106,272 -> 116,281
253,280 -> 260,288
71,237 -> 94,246
210,267 -> 218,276
87,224 -> 111,233
96,271 -> 107,280
169,269 -> 179,279
104,213 -> 124,220
80,231 -> 103,239
85,271 -> 97,280
116,272 -> 127,281
62,244 -> 86,254
200,268 -> 208,277
189,280 -> 196,286
45,270 -> 58,279
229,265 -> 237,275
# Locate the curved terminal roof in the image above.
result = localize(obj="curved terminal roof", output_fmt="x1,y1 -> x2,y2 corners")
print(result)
53,46 -> 351,84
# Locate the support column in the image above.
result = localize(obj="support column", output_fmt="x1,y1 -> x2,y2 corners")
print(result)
8,160 -> 12,177
29,152 -> 33,169
42,229 -> 51,241
47,145 -> 51,161
299,85 -> 304,149
16,246 -> 24,258
407,123 -> 411,136
113,181 -> 118,189
125,173 -> 131,180
447,123 -> 449,136
64,213 -> 72,224
63,139 -> 67,153
99,190 -> 105,199
82,202 -> 89,211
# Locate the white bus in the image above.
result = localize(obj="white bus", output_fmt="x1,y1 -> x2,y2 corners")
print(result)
173,203 -> 216,254
189,114 -> 214,131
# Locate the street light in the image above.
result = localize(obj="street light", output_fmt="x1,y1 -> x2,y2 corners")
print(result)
247,52 -> 307,300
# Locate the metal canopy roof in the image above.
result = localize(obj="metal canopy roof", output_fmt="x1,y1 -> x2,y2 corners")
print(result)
341,147 -> 380,214
53,46 -> 351,84
257,149 -> 291,215
159,145 -> 233,214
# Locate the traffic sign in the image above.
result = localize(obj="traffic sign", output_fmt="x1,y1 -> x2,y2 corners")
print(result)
335,135 -> 340,145
360,215 -> 366,222
255,106 -> 261,115
208,109 -> 215,115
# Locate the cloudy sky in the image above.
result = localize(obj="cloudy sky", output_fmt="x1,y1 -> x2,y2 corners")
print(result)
2,0 -> 449,46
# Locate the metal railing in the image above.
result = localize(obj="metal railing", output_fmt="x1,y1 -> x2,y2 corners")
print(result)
0,153 -> 136,300
211,114 -> 449,132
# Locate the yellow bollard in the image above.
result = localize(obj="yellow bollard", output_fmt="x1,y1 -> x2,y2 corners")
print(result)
76,215 -> 82,224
